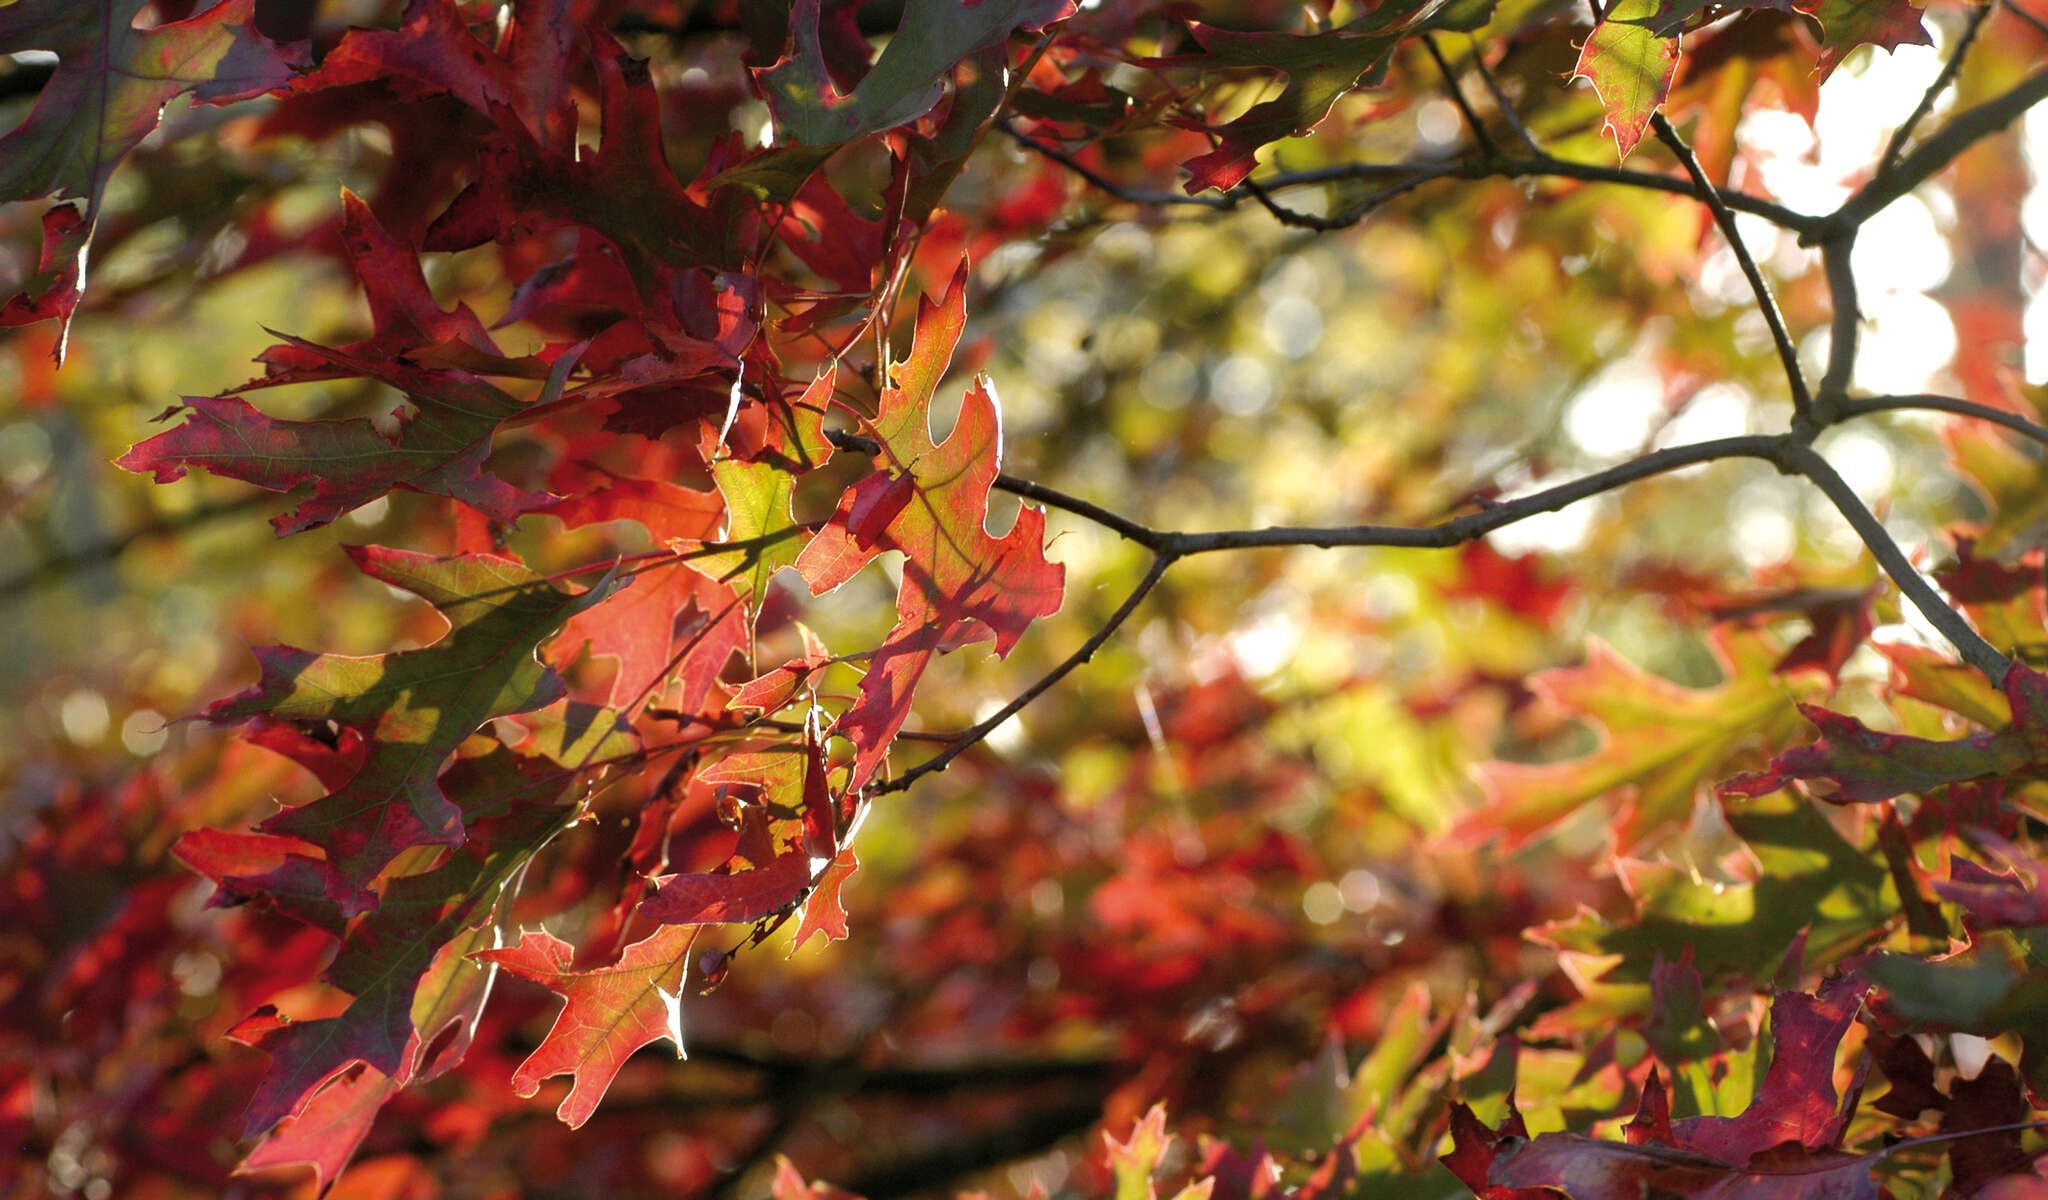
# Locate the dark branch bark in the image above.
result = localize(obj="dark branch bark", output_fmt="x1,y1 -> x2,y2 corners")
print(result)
1836,393 -> 2048,450
0,494 -> 269,606
1776,442 -> 2010,682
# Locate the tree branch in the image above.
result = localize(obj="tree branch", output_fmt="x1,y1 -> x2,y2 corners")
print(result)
1157,436 -> 1784,555
1815,234 -> 1860,415
873,551 -> 1176,794
1001,126 -> 1822,233
1776,441 -> 2010,682
844,1097 -> 1105,1199
1650,112 -> 1813,423
1880,0 -> 1993,175
1466,43 -> 1541,154
1422,35 -> 1498,157
1828,64 -> 2048,234
1836,393 -> 2048,450
997,122 -> 1233,210
0,493 -> 269,606
826,428 -> 1167,547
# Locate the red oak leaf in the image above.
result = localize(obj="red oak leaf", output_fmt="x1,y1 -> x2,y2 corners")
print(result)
1467,628 -> 1810,845
755,0 -> 1074,148
172,828 -> 347,935
0,0 -> 304,352
1467,980 -> 1877,1199
1441,1100 -> 1545,1199
546,478 -> 747,709
1942,1060 -> 2035,1196
643,733 -> 840,924
1794,0 -> 1933,78
286,0 -> 584,151
1486,1134 -> 1878,1200
795,262 -> 1065,788
1936,833 -> 2048,929
640,850 -> 815,925
1865,1030 -> 1944,1119
235,1062 -> 399,1193
1573,0 -> 1681,159
773,1156 -> 865,1200
425,36 -> 749,284
472,923 -> 698,1128
117,197 -> 557,534
203,548 -> 615,915
1664,976 -> 1868,1162
729,639 -> 835,714
790,848 -> 859,953
0,204 -> 86,333
236,779 -> 567,1136
1724,664 -> 2048,804
1452,541 -> 1574,625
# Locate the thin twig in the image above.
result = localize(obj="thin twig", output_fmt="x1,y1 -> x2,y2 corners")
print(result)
1422,35 -> 1498,156
2010,0 -> 2048,36
873,551 -> 1176,794
1003,125 -> 1821,232
1836,393 -> 2048,450
1158,436 -> 1784,555
998,122 -> 1233,210
1829,64 -> 2048,234
1880,0 -> 1993,174
1239,173 -> 1362,232
826,428 -> 1166,547
1467,43 -> 1541,154
1777,441 -> 2010,683
1651,112 -> 1813,423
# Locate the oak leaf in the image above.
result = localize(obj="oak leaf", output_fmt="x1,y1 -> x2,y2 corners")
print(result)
0,0 -> 303,348
235,771 -> 568,1136
1723,664 -> 2048,804
117,195 -> 558,534
795,263 -> 1065,789
1468,629 -> 1813,845
1172,16 -> 1428,194
1461,980 -> 1879,1199
204,548 -> 616,914
1574,0 -> 1682,158
472,923 -> 698,1128
546,477 -> 747,709
757,0 -> 1074,148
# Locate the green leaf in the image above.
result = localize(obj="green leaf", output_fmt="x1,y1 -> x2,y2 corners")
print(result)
1572,0 -> 1681,158
697,459 -> 808,612
208,548 -> 617,914
1534,791 -> 1890,991
757,0 -> 1072,147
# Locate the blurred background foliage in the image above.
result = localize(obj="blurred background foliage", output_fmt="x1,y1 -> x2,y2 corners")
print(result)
5,0 -> 2048,1194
